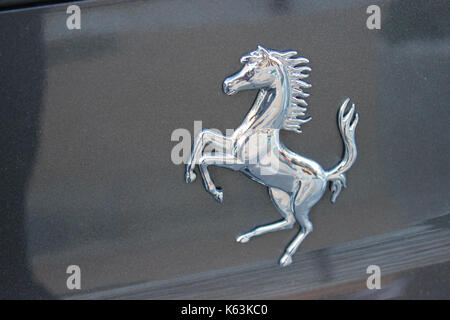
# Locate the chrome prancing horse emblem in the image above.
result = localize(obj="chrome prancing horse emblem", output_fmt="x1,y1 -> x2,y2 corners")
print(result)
185,46 -> 359,267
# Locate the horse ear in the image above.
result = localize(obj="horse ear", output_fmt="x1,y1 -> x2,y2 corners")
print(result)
257,45 -> 270,59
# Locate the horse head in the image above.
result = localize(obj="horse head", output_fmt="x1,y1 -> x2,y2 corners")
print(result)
223,46 -> 281,95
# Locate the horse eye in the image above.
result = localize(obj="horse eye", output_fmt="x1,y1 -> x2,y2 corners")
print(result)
246,70 -> 255,78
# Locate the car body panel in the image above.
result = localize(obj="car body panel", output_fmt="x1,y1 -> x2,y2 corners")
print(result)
0,0 -> 448,299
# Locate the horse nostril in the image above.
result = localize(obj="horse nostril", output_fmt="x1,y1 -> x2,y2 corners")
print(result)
223,82 -> 229,93
223,78 -> 237,95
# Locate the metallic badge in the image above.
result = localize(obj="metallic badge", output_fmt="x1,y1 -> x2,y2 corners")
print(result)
186,46 -> 359,266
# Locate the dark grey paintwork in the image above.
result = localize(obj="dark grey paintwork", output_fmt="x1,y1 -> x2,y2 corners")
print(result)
0,0 -> 449,299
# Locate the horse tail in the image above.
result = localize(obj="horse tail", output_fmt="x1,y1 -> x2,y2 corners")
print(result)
326,98 -> 359,203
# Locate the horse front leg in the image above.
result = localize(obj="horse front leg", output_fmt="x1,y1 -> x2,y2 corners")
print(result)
198,154 -> 244,203
185,129 -> 231,183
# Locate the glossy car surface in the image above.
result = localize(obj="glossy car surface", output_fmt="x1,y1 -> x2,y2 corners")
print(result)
0,0 -> 448,299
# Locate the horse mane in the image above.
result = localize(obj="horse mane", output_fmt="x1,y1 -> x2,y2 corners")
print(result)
271,50 -> 312,134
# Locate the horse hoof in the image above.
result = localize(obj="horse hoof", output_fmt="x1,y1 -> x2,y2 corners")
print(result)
279,254 -> 293,267
236,234 -> 250,243
213,189 -> 223,203
185,171 -> 196,184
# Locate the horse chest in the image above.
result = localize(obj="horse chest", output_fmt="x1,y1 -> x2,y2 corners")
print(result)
235,133 -> 275,162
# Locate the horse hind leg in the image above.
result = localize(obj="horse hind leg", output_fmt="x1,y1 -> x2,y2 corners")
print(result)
279,181 -> 324,267
279,212 -> 312,267
236,187 -> 295,243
